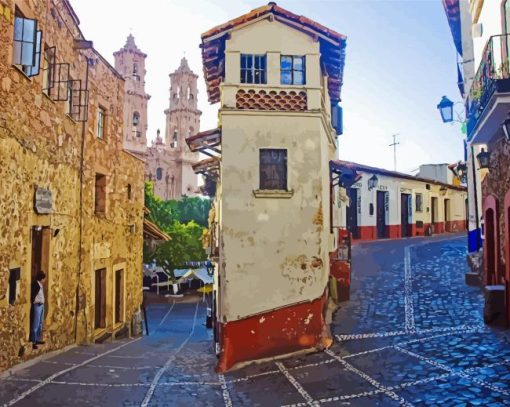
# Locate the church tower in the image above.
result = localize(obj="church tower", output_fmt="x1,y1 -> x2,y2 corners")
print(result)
113,34 -> 150,156
163,57 -> 201,197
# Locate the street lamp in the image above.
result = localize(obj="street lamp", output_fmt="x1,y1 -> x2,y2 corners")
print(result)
437,96 -> 454,123
476,148 -> 491,169
368,174 -> 379,190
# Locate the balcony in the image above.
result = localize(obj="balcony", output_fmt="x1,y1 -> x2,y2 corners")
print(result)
466,34 -> 510,143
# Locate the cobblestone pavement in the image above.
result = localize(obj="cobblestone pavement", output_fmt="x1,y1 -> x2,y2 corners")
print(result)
1,234 -> 510,406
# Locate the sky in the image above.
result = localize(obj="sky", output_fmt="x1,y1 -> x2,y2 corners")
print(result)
70,0 -> 464,174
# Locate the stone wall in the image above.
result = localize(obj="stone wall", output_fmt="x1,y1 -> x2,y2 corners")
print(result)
481,135 -> 510,277
0,0 -> 144,371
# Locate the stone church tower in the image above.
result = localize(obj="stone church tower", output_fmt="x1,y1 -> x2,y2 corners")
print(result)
113,35 -> 150,156
145,57 -> 201,200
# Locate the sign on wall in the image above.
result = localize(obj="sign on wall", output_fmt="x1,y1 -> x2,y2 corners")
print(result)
34,187 -> 52,214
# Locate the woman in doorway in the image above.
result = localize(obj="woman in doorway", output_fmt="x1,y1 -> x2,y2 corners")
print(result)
30,271 -> 46,350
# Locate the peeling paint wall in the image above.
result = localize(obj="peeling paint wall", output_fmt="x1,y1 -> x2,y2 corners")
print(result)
217,19 -> 337,323
0,0 -> 144,371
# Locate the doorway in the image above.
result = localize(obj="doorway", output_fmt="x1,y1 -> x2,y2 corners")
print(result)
431,197 -> 438,232
401,194 -> 412,237
31,226 -> 51,315
376,191 -> 388,238
465,198 -> 469,230
94,268 -> 107,329
485,208 -> 497,285
444,199 -> 451,232
114,269 -> 124,324
347,188 -> 359,239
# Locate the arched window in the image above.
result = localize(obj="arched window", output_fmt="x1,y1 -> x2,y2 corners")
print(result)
172,130 -> 178,148
156,168 -> 163,180
133,64 -> 140,81
132,112 -> 140,126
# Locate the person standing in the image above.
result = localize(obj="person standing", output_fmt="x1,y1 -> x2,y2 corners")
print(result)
30,272 -> 46,350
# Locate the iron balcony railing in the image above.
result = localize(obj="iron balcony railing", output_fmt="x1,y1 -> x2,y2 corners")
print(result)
466,34 -> 510,138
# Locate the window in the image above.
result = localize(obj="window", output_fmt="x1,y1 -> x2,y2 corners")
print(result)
172,130 -> 178,148
260,149 -> 287,190
97,106 -> 106,139
8,268 -> 21,305
281,56 -> 305,85
42,46 -> 54,95
156,168 -> 163,180
133,64 -> 140,81
127,184 -> 132,200
95,173 -> 106,215
132,111 -> 140,126
241,54 -> 266,84
13,10 -> 42,77
416,193 -> 423,212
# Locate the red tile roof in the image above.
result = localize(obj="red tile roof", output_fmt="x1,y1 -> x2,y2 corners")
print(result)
200,2 -> 347,104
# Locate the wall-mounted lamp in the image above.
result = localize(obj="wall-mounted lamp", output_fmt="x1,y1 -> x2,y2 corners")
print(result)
502,117 -> 510,142
368,174 -> 379,191
437,96 -> 454,123
476,148 -> 492,169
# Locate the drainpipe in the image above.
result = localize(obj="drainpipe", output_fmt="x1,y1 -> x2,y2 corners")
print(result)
75,54 -> 90,343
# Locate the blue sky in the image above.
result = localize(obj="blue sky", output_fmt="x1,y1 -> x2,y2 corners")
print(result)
70,0 -> 464,174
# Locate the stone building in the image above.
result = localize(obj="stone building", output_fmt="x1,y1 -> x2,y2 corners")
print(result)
0,0 -> 144,371
113,34 -> 150,157
195,2 -> 346,371
146,57 -> 201,200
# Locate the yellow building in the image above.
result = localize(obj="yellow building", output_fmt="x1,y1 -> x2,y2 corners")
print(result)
0,0 -> 144,371
193,2 -> 347,372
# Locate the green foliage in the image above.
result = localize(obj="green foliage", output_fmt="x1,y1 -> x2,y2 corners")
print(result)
144,182 -> 210,280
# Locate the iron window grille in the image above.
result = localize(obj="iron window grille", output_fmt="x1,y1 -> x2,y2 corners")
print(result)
281,56 -> 306,85
416,194 -> 423,212
68,79 -> 89,122
259,149 -> 287,190
42,46 -> 55,95
13,13 -> 43,77
47,61 -> 71,101
97,107 -> 106,139
241,54 -> 267,84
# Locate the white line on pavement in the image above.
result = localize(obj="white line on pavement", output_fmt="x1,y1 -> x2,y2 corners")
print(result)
140,301 -> 200,407
276,362 -> 319,407
158,301 -> 176,327
404,245 -> 415,333
394,346 -> 510,397
335,324 -> 486,341
218,374 -> 233,407
324,349 -> 414,407
2,337 -> 143,407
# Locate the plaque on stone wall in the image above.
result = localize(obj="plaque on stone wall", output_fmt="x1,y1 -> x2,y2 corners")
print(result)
34,187 -> 53,214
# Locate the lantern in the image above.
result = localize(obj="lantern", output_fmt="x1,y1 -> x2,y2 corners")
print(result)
476,148 -> 491,169
437,96 -> 454,123
502,117 -> 510,142
368,174 -> 379,190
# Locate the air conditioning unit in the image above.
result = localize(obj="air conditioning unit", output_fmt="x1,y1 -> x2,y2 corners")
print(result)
472,23 -> 483,38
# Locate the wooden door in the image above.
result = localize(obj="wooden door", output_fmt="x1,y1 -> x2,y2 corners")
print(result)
95,269 -> 106,329
401,194 -> 411,237
444,199 -> 451,231
376,191 -> 387,238
431,197 -> 438,226
347,188 -> 359,239
114,269 -> 124,324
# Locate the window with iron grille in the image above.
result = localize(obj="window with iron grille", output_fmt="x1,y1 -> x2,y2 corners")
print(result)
13,10 -> 42,77
42,46 -> 55,95
416,193 -> 423,212
260,149 -> 287,190
97,106 -> 106,139
281,56 -> 305,85
241,54 -> 266,84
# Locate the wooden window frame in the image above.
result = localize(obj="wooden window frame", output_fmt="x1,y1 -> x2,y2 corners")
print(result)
416,193 -> 423,212
13,9 -> 42,77
259,148 -> 288,191
280,55 -> 306,85
97,106 -> 106,140
241,54 -> 267,84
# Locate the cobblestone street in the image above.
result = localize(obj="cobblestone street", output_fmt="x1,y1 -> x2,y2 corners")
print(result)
1,234 -> 510,406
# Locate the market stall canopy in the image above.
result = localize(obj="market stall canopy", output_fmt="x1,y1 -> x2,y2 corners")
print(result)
177,268 -> 214,285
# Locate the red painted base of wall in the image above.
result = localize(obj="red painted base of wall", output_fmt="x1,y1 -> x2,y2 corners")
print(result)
352,221 -> 467,242
216,291 -> 329,372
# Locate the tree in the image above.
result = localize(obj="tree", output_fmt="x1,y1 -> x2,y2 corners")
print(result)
144,182 -> 209,280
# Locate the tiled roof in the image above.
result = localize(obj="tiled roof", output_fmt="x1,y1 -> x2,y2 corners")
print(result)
331,160 -> 467,192
200,2 -> 347,104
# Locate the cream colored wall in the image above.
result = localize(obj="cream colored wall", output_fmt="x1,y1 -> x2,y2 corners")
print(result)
335,173 -> 467,229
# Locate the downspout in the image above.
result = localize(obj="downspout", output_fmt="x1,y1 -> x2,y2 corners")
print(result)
74,53 -> 90,343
